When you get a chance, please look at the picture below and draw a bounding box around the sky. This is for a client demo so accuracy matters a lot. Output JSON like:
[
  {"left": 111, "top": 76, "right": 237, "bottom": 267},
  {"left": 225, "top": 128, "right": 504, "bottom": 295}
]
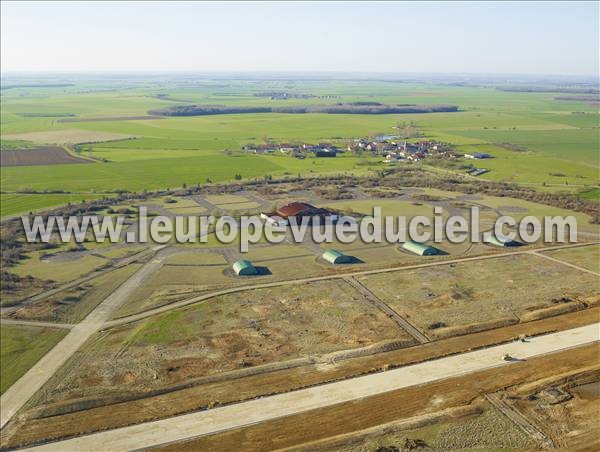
[{"left": 1, "top": 1, "right": 598, "bottom": 76}]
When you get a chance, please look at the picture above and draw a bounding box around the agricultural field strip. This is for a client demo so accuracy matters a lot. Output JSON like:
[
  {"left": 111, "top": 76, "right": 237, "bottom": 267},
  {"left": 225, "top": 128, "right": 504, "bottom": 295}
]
[
  {"left": 1, "top": 241, "right": 596, "bottom": 428},
  {"left": 105, "top": 241, "right": 599, "bottom": 327},
  {"left": 0, "top": 246, "right": 167, "bottom": 429},
  {"left": 531, "top": 251, "right": 600, "bottom": 276},
  {"left": 25, "top": 323, "right": 600, "bottom": 451},
  {"left": 0, "top": 319, "right": 73, "bottom": 330}
]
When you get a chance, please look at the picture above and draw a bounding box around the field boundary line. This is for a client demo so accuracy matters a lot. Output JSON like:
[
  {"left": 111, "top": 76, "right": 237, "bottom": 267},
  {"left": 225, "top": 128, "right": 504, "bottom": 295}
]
[
  {"left": 344, "top": 276, "right": 430, "bottom": 343},
  {"left": 528, "top": 250, "right": 600, "bottom": 276},
  {"left": 484, "top": 393, "right": 555, "bottom": 448}
]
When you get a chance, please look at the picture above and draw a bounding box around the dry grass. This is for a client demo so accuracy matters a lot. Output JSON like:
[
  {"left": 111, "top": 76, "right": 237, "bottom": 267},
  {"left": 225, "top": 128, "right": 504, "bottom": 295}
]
[
  {"left": 542, "top": 244, "right": 600, "bottom": 273},
  {"left": 358, "top": 253, "right": 599, "bottom": 334},
  {"left": 2, "top": 129, "right": 135, "bottom": 144},
  {"left": 30, "top": 279, "right": 407, "bottom": 407}
]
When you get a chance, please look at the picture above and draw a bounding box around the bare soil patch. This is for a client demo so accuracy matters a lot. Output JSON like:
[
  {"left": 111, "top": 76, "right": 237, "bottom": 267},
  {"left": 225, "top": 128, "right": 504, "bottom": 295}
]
[
  {"left": 2, "top": 129, "right": 135, "bottom": 145},
  {"left": 0, "top": 147, "right": 91, "bottom": 167},
  {"left": 28, "top": 280, "right": 407, "bottom": 409},
  {"left": 358, "top": 254, "right": 599, "bottom": 336}
]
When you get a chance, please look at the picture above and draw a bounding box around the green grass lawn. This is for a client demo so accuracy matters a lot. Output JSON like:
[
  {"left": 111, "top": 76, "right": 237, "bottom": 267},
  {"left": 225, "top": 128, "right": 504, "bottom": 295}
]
[
  {"left": 0, "top": 193, "right": 110, "bottom": 218},
  {"left": 0, "top": 325, "right": 67, "bottom": 394},
  {"left": 12, "top": 251, "right": 108, "bottom": 283}
]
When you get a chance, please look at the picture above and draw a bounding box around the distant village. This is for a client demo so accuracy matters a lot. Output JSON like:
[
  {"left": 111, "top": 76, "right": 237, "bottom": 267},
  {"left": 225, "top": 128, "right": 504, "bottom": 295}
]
[{"left": 242, "top": 135, "right": 493, "bottom": 175}]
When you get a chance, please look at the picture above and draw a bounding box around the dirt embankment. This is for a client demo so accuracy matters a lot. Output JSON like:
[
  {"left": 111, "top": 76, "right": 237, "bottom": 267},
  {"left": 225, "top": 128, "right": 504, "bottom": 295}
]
[{"left": 0, "top": 147, "right": 91, "bottom": 167}]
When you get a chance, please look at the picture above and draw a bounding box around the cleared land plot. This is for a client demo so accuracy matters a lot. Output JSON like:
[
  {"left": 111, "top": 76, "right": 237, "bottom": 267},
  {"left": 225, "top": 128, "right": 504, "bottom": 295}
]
[
  {"left": 0, "top": 325, "right": 67, "bottom": 394},
  {"left": 10, "top": 264, "right": 143, "bottom": 323},
  {"left": 33, "top": 280, "right": 409, "bottom": 405},
  {"left": 163, "top": 251, "right": 227, "bottom": 266},
  {"left": 243, "top": 243, "right": 313, "bottom": 261},
  {"left": 542, "top": 244, "right": 600, "bottom": 273},
  {"left": 151, "top": 197, "right": 200, "bottom": 208},
  {"left": 111, "top": 263, "right": 231, "bottom": 317},
  {"left": 214, "top": 201, "right": 260, "bottom": 212},
  {"left": 165, "top": 205, "right": 208, "bottom": 215},
  {"left": 11, "top": 251, "right": 109, "bottom": 284},
  {"left": 93, "top": 245, "right": 146, "bottom": 260},
  {"left": 0, "top": 147, "right": 91, "bottom": 166},
  {"left": 205, "top": 194, "right": 250, "bottom": 205},
  {"left": 325, "top": 199, "right": 444, "bottom": 219},
  {"left": 2, "top": 129, "right": 135, "bottom": 145},
  {"left": 358, "top": 253, "right": 599, "bottom": 338}
]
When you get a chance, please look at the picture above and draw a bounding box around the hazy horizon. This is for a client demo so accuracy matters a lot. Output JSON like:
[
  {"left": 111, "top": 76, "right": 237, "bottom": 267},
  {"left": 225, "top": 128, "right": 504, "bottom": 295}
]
[{"left": 1, "top": 1, "right": 599, "bottom": 77}]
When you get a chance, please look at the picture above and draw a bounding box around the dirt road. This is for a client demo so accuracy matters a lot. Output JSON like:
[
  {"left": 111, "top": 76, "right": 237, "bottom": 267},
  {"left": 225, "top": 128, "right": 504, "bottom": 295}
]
[
  {"left": 0, "top": 247, "right": 167, "bottom": 429},
  {"left": 27, "top": 323, "right": 599, "bottom": 451}
]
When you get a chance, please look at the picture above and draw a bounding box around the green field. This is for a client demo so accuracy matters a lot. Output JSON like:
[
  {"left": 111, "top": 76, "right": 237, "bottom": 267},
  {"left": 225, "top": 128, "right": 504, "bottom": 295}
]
[
  {"left": 0, "top": 325, "right": 67, "bottom": 394},
  {"left": 0, "top": 193, "right": 110, "bottom": 218},
  {"left": 1, "top": 78, "right": 598, "bottom": 216}
]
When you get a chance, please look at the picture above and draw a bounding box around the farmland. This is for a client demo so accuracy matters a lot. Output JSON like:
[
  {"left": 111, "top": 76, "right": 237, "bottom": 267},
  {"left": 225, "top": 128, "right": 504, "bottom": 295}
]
[
  {"left": 0, "top": 325, "right": 67, "bottom": 394},
  {"left": 2, "top": 0, "right": 600, "bottom": 447},
  {"left": 0, "top": 193, "right": 109, "bottom": 218},
  {"left": 1, "top": 77, "right": 598, "bottom": 217},
  {"left": 0, "top": 146, "right": 91, "bottom": 167}
]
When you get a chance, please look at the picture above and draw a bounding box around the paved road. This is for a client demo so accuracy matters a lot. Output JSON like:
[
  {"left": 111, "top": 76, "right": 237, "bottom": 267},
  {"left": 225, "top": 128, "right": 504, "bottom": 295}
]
[
  {"left": 27, "top": 323, "right": 600, "bottom": 451},
  {"left": 0, "top": 246, "right": 167, "bottom": 430}
]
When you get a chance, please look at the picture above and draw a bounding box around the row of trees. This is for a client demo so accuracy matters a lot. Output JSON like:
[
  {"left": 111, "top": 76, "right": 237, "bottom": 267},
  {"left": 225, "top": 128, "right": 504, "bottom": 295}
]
[{"left": 150, "top": 104, "right": 459, "bottom": 117}]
